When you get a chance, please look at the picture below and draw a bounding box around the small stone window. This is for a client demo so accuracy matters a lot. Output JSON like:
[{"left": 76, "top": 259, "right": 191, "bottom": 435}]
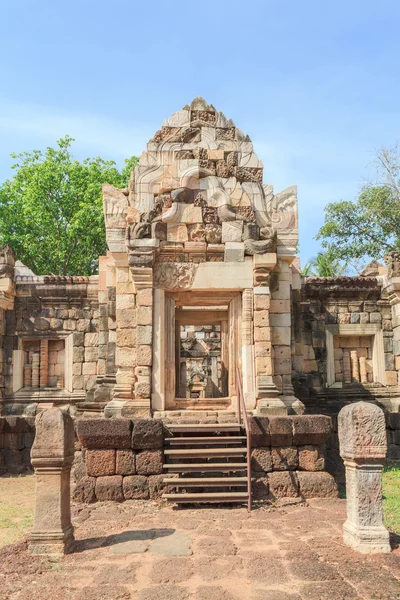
[
  {"left": 333, "top": 335, "right": 373, "bottom": 384},
  {"left": 22, "top": 339, "right": 65, "bottom": 389}
]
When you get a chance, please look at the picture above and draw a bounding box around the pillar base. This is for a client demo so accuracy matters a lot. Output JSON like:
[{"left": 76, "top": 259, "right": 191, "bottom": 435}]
[
  {"left": 256, "top": 398, "right": 288, "bottom": 416},
  {"left": 29, "top": 526, "right": 74, "bottom": 556},
  {"left": 121, "top": 400, "right": 151, "bottom": 418},
  {"left": 343, "top": 520, "right": 391, "bottom": 554},
  {"left": 280, "top": 395, "right": 305, "bottom": 415}
]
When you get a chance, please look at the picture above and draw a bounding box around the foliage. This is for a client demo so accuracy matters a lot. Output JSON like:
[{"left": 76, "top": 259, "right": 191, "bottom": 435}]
[
  {"left": 0, "top": 136, "right": 138, "bottom": 275},
  {"left": 382, "top": 467, "right": 400, "bottom": 534},
  {"left": 301, "top": 251, "right": 347, "bottom": 277},
  {"left": 317, "top": 145, "right": 400, "bottom": 261}
]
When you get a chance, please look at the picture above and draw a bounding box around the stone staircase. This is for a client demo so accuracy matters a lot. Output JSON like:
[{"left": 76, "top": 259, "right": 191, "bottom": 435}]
[{"left": 162, "top": 422, "right": 250, "bottom": 506}]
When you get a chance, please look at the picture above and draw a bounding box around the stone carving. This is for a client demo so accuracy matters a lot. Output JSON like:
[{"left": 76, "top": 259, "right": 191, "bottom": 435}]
[
  {"left": 384, "top": 251, "right": 400, "bottom": 279},
  {"left": 338, "top": 402, "right": 391, "bottom": 554},
  {"left": 254, "top": 268, "right": 270, "bottom": 287},
  {"left": 217, "top": 204, "right": 236, "bottom": 222},
  {"left": 205, "top": 224, "right": 222, "bottom": 244},
  {"left": 154, "top": 262, "right": 197, "bottom": 290},
  {"left": 125, "top": 222, "right": 151, "bottom": 245},
  {"left": 0, "top": 243, "right": 15, "bottom": 278},
  {"left": 29, "top": 407, "right": 75, "bottom": 556}
]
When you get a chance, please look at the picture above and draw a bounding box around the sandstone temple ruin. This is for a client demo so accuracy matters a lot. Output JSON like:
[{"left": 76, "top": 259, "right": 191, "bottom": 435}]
[{"left": 1, "top": 98, "right": 400, "bottom": 492}]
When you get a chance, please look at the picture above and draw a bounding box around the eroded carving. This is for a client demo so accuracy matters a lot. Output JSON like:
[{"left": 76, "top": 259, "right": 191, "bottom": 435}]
[{"left": 153, "top": 263, "right": 197, "bottom": 290}]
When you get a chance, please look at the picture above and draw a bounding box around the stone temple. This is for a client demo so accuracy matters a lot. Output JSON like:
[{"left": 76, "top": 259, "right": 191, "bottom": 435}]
[{"left": 1, "top": 97, "right": 400, "bottom": 447}]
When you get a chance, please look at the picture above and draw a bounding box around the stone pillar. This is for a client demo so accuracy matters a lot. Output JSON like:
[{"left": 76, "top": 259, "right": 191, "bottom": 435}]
[
  {"left": 241, "top": 288, "right": 256, "bottom": 408},
  {"left": 40, "top": 339, "right": 49, "bottom": 388},
  {"left": 359, "top": 357, "right": 368, "bottom": 384},
  {"left": 270, "top": 254, "right": 304, "bottom": 414},
  {"left": 29, "top": 407, "right": 75, "bottom": 556},
  {"left": 32, "top": 353, "right": 40, "bottom": 388},
  {"left": 338, "top": 401, "right": 391, "bottom": 554},
  {"left": 253, "top": 254, "right": 286, "bottom": 415},
  {"left": 343, "top": 350, "right": 351, "bottom": 384},
  {"left": 0, "top": 244, "right": 16, "bottom": 413},
  {"left": 384, "top": 251, "right": 400, "bottom": 406},
  {"left": 350, "top": 350, "right": 360, "bottom": 383}
]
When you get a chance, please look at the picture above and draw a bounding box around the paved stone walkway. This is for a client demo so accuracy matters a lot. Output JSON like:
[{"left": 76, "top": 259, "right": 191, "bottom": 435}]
[{"left": 1, "top": 499, "right": 399, "bottom": 600}]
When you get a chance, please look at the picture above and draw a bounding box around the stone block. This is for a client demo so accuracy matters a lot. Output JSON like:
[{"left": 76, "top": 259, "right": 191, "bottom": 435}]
[
  {"left": 73, "top": 476, "right": 96, "bottom": 503},
  {"left": 73, "top": 346, "right": 84, "bottom": 362},
  {"left": 251, "top": 448, "right": 272, "bottom": 473},
  {"left": 270, "top": 314, "right": 291, "bottom": 327},
  {"left": 254, "top": 295, "right": 270, "bottom": 311},
  {"left": 134, "top": 381, "right": 151, "bottom": 398},
  {"left": 254, "top": 311, "right": 270, "bottom": 328},
  {"left": 95, "top": 475, "right": 124, "bottom": 502},
  {"left": 137, "top": 306, "right": 152, "bottom": 326},
  {"left": 116, "top": 309, "right": 137, "bottom": 329},
  {"left": 73, "top": 332, "right": 85, "bottom": 346},
  {"left": 86, "top": 449, "right": 116, "bottom": 477},
  {"left": 137, "top": 288, "right": 153, "bottom": 307},
  {"left": 385, "top": 353, "right": 395, "bottom": 371},
  {"left": 116, "top": 294, "right": 136, "bottom": 310},
  {"left": 255, "top": 356, "right": 273, "bottom": 375},
  {"left": 271, "top": 327, "right": 291, "bottom": 346},
  {"left": 370, "top": 312, "right": 382, "bottom": 323},
  {"left": 298, "top": 445, "right": 325, "bottom": 471},
  {"left": 224, "top": 242, "right": 244, "bottom": 262},
  {"left": 388, "top": 412, "right": 400, "bottom": 430},
  {"left": 167, "top": 223, "right": 188, "bottom": 242},
  {"left": 271, "top": 447, "right": 298, "bottom": 471},
  {"left": 116, "top": 449, "right": 136, "bottom": 475},
  {"left": 292, "top": 415, "right": 331, "bottom": 445},
  {"left": 249, "top": 417, "right": 271, "bottom": 447},
  {"left": 274, "top": 358, "right": 291, "bottom": 375},
  {"left": 137, "top": 345, "right": 152, "bottom": 366},
  {"left": 76, "top": 419, "right": 132, "bottom": 449},
  {"left": 270, "top": 299, "right": 290, "bottom": 313},
  {"left": 188, "top": 223, "right": 206, "bottom": 241},
  {"left": 116, "top": 347, "right": 136, "bottom": 368},
  {"left": 148, "top": 474, "right": 166, "bottom": 499},
  {"left": 132, "top": 419, "right": 164, "bottom": 449},
  {"left": 84, "top": 333, "right": 99, "bottom": 347},
  {"left": 297, "top": 472, "right": 338, "bottom": 498},
  {"left": 255, "top": 342, "right": 272, "bottom": 357},
  {"left": 180, "top": 205, "right": 202, "bottom": 223},
  {"left": 137, "top": 325, "right": 152, "bottom": 345},
  {"left": 386, "top": 371, "right": 398, "bottom": 386},
  {"left": 82, "top": 362, "right": 97, "bottom": 375},
  {"left": 84, "top": 347, "right": 98, "bottom": 362},
  {"left": 116, "top": 329, "right": 136, "bottom": 347},
  {"left": 268, "top": 471, "right": 299, "bottom": 498},
  {"left": 221, "top": 221, "right": 242, "bottom": 242},
  {"left": 269, "top": 417, "right": 293, "bottom": 446},
  {"left": 254, "top": 327, "right": 271, "bottom": 342},
  {"left": 123, "top": 475, "right": 149, "bottom": 499},
  {"left": 136, "top": 450, "right": 163, "bottom": 475}
]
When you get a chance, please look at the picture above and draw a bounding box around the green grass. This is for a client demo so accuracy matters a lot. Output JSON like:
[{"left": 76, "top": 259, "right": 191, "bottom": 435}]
[
  {"left": 0, "top": 475, "right": 35, "bottom": 548},
  {"left": 382, "top": 467, "right": 400, "bottom": 535}
]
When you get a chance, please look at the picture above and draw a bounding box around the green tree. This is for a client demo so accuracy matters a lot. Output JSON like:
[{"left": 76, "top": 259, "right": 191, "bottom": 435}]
[
  {"left": 317, "top": 145, "right": 400, "bottom": 261},
  {"left": 0, "top": 136, "right": 138, "bottom": 276},
  {"left": 302, "top": 251, "right": 347, "bottom": 277}
]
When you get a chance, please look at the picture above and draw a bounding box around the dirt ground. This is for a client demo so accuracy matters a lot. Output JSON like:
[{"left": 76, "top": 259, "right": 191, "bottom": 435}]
[{"left": 0, "top": 480, "right": 399, "bottom": 600}]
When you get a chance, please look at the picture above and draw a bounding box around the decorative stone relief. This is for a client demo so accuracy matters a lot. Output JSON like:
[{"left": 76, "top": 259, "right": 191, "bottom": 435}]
[{"left": 153, "top": 263, "right": 198, "bottom": 290}]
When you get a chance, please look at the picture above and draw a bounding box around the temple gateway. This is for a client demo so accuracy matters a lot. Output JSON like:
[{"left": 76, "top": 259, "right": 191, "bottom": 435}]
[{"left": 1, "top": 97, "right": 400, "bottom": 423}]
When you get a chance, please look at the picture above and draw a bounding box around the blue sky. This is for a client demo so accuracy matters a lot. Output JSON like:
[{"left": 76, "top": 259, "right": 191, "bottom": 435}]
[{"left": 1, "top": 0, "right": 399, "bottom": 265}]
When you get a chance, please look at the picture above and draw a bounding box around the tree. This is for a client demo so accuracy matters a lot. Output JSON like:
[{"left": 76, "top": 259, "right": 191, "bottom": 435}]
[
  {"left": 302, "top": 251, "right": 347, "bottom": 277},
  {"left": 0, "top": 136, "right": 138, "bottom": 276},
  {"left": 317, "top": 144, "right": 400, "bottom": 261}
]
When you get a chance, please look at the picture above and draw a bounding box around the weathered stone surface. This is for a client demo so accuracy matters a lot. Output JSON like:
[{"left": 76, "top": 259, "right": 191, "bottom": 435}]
[
  {"left": 136, "top": 450, "right": 163, "bottom": 475},
  {"left": 251, "top": 448, "right": 273, "bottom": 473},
  {"left": 297, "top": 472, "right": 338, "bottom": 498},
  {"left": 73, "top": 475, "right": 96, "bottom": 504},
  {"left": 86, "top": 449, "right": 116, "bottom": 477},
  {"left": 132, "top": 419, "right": 164, "bottom": 449},
  {"left": 269, "top": 417, "right": 292, "bottom": 446},
  {"left": 253, "top": 477, "right": 270, "bottom": 500},
  {"left": 148, "top": 474, "right": 166, "bottom": 499},
  {"left": 95, "top": 475, "right": 124, "bottom": 502},
  {"left": 271, "top": 447, "right": 298, "bottom": 471},
  {"left": 339, "top": 402, "right": 390, "bottom": 554},
  {"left": 123, "top": 475, "right": 149, "bottom": 499},
  {"left": 116, "top": 449, "right": 136, "bottom": 475},
  {"left": 76, "top": 419, "right": 132, "bottom": 449},
  {"left": 249, "top": 417, "right": 271, "bottom": 447},
  {"left": 268, "top": 471, "right": 299, "bottom": 498},
  {"left": 298, "top": 445, "right": 325, "bottom": 471},
  {"left": 292, "top": 416, "right": 331, "bottom": 446}
]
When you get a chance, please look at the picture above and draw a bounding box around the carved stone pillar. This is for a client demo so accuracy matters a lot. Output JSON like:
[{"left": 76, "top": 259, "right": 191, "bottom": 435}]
[
  {"left": 359, "top": 357, "right": 368, "bottom": 384},
  {"left": 350, "top": 350, "right": 360, "bottom": 382},
  {"left": 32, "top": 353, "right": 40, "bottom": 388},
  {"left": 343, "top": 350, "right": 351, "bottom": 384},
  {"left": 40, "top": 339, "right": 49, "bottom": 388},
  {"left": 270, "top": 254, "right": 304, "bottom": 414},
  {"left": 384, "top": 251, "right": 400, "bottom": 408},
  {"left": 0, "top": 244, "right": 16, "bottom": 413},
  {"left": 241, "top": 289, "right": 255, "bottom": 409},
  {"left": 338, "top": 402, "right": 391, "bottom": 554},
  {"left": 29, "top": 407, "right": 75, "bottom": 556}
]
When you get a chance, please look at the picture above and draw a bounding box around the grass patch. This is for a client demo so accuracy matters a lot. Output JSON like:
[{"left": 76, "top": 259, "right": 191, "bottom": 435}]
[
  {"left": 0, "top": 474, "right": 35, "bottom": 548},
  {"left": 382, "top": 467, "right": 400, "bottom": 535}
]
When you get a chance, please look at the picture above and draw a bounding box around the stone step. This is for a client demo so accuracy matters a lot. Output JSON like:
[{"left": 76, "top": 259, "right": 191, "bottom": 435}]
[
  {"left": 163, "top": 492, "right": 248, "bottom": 503},
  {"left": 163, "top": 477, "right": 248, "bottom": 487},
  {"left": 165, "top": 447, "right": 247, "bottom": 459},
  {"left": 163, "top": 463, "right": 247, "bottom": 473}
]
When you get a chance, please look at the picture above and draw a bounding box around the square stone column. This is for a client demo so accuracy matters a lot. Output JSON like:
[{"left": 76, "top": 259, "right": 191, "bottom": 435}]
[
  {"left": 29, "top": 407, "right": 75, "bottom": 556},
  {"left": 338, "top": 401, "right": 391, "bottom": 554}
]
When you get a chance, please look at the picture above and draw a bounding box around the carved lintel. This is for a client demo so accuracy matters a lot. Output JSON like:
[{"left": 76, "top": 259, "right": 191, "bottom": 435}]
[{"left": 153, "top": 262, "right": 197, "bottom": 290}]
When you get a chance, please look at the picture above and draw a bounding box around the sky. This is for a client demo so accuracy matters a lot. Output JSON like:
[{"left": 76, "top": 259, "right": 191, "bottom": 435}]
[{"left": 1, "top": 0, "right": 399, "bottom": 265}]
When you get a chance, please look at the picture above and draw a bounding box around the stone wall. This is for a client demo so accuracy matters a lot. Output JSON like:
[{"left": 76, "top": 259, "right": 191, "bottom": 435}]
[{"left": 0, "top": 416, "right": 35, "bottom": 474}]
